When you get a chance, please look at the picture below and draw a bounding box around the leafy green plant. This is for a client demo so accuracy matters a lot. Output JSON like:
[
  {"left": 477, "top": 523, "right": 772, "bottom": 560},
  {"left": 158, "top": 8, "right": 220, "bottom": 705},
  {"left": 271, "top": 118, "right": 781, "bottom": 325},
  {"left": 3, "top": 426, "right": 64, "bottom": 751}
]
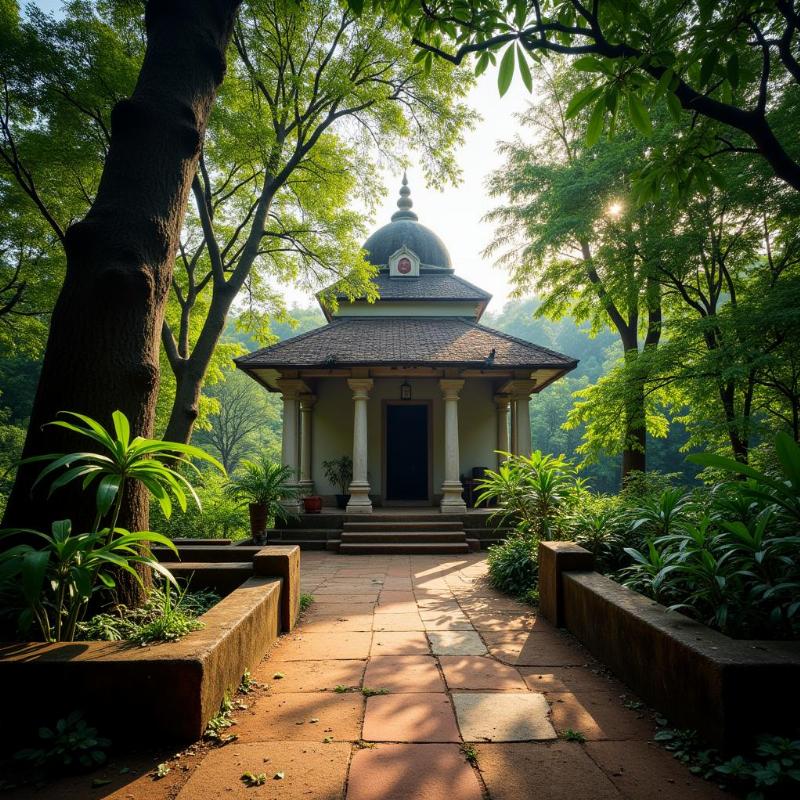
[
  {"left": 151, "top": 471, "right": 248, "bottom": 540},
  {"left": 300, "top": 592, "right": 314, "bottom": 612},
  {"left": 0, "top": 520, "right": 178, "bottom": 642},
  {"left": 461, "top": 744, "right": 478, "bottom": 764},
  {"left": 27, "top": 410, "right": 223, "bottom": 531},
  {"left": 322, "top": 456, "right": 352, "bottom": 495},
  {"left": 620, "top": 436, "right": 800, "bottom": 638},
  {"left": 14, "top": 711, "right": 110, "bottom": 771},
  {"left": 716, "top": 735, "right": 800, "bottom": 799},
  {"left": 477, "top": 451, "right": 580, "bottom": 539},
  {"left": 0, "top": 410, "right": 224, "bottom": 641},
  {"left": 361, "top": 687, "right": 390, "bottom": 697},
  {"left": 127, "top": 582, "right": 205, "bottom": 645},
  {"left": 690, "top": 432, "right": 800, "bottom": 525},
  {"left": 486, "top": 532, "right": 538, "bottom": 599},
  {"left": 205, "top": 693, "right": 234, "bottom": 740},
  {"left": 225, "top": 456, "right": 298, "bottom": 523},
  {"left": 76, "top": 583, "right": 219, "bottom": 643},
  {"left": 560, "top": 729, "right": 587, "bottom": 743},
  {"left": 241, "top": 772, "right": 267, "bottom": 787}
]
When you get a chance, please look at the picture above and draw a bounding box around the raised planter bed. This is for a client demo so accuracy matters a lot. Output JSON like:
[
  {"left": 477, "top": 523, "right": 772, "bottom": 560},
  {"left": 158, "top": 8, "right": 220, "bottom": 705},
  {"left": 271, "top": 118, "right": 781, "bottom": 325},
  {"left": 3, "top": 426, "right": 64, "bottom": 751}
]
[
  {"left": 0, "top": 545, "right": 300, "bottom": 744},
  {"left": 538, "top": 541, "right": 800, "bottom": 751}
]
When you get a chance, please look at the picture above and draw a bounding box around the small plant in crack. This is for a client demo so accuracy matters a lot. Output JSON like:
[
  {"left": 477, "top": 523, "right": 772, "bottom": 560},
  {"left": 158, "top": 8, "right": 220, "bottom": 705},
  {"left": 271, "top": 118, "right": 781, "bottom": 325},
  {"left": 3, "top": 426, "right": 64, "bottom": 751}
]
[
  {"left": 560, "top": 729, "right": 587, "bottom": 743},
  {"left": 361, "top": 687, "right": 390, "bottom": 697},
  {"left": 461, "top": 744, "right": 479, "bottom": 764}
]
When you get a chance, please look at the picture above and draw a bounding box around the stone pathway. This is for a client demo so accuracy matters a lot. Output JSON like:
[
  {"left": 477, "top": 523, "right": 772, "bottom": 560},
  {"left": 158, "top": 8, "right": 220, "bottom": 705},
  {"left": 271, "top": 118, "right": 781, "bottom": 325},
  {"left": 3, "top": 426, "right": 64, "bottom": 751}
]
[
  {"left": 178, "top": 552, "right": 732, "bottom": 800},
  {"left": 6, "top": 553, "right": 736, "bottom": 799}
]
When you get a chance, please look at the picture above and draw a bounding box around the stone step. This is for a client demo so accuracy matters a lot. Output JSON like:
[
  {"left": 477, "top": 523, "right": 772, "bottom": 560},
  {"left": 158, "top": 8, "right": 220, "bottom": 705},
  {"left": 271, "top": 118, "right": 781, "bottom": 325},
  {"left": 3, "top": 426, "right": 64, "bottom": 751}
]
[
  {"left": 340, "top": 530, "right": 466, "bottom": 543},
  {"left": 343, "top": 520, "right": 463, "bottom": 532},
  {"left": 154, "top": 545, "right": 262, "bottom": 563},
  {"left": 338, "top": 542, "right": 470, "bottom": 555}
]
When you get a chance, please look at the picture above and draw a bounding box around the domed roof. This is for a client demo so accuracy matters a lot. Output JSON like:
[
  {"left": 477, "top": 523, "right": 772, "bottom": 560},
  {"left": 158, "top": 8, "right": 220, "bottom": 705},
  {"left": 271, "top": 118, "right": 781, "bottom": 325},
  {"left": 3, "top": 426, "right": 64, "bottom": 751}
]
[{"left": 363, "top": 173, "right": 452, "bottom": 270}]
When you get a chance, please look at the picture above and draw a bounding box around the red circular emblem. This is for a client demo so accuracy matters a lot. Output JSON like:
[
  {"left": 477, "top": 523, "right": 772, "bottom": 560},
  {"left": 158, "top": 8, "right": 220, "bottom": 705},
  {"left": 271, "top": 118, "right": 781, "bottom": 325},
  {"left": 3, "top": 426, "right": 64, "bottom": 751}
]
[{"left": 397, "top": 257, "right": 412, "bottom": 274}]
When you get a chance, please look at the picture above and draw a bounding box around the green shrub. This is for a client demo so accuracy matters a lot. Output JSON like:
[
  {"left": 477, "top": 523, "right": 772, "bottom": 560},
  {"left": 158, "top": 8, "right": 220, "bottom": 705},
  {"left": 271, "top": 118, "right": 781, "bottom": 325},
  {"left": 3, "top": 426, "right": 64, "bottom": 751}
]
[
  {"left": 486, "top": 533, "right": 539, "bottom": 599},
  {"left": 620, "top": 434, "right": 800, "bottom": 639},
  {"left": 0, "top": 410, "right": 222, "bottom": 641},
  {"left": 477, "top": 451, "right": 581, "bottom": 539},
  {"left": 77, "top": 583, "right": 220, "bottom": 644},
  {"left": 14, "top": 711, "right": 110, "bottom": 771},
  {"left": 151, "top": 471, "right": 248, "bottom": 540},
  {"left": 225, "top": 456, "right": 298, "bottom": 526}
]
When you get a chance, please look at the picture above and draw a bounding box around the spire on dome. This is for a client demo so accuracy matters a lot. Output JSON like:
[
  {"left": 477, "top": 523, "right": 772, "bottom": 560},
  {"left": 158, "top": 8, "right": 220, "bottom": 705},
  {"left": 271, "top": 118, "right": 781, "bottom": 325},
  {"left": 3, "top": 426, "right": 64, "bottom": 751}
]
[{"left": 391, "top": 170, "right": 419, "bottom": 221}]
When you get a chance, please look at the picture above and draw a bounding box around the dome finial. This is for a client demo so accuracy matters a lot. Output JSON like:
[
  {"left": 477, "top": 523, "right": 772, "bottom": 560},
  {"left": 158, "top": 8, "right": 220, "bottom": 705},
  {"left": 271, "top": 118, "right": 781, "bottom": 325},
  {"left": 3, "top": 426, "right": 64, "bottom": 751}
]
[{"left": 392, "top": 170, "right": 418, "bottom": 221}]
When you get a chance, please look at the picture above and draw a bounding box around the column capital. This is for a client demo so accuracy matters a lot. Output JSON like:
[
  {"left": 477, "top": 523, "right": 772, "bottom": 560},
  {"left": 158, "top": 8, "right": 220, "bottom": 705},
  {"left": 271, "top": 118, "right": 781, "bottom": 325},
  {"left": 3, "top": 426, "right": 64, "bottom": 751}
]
[
  {"left": 439, "top": 378, "right": 465, "bottom": 400},
  {"left": 505, "top": 379, "right": 537, "bottom": 399},
  {"left": 347, "top": 378, "right": 373, "bottom": 399},
  {"left": 299, "top": 393, "right": 317, "bottom": 411},
  {"left": 494, "top": 393, "right": 511, "bottom": 409},
  {"left": 276, "top": 378, "right": 310, "bottom": 399}
]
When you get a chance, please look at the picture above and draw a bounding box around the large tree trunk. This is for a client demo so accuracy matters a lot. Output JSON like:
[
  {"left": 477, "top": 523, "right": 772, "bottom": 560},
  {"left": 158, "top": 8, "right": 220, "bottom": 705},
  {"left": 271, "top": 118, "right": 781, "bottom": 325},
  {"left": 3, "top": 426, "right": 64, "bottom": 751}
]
[
  {"left": 3, "top": 1, "right": 241, "bottom": 602},
  {"left": 622, "top": 364, "right": 647, "bottom": 479}
]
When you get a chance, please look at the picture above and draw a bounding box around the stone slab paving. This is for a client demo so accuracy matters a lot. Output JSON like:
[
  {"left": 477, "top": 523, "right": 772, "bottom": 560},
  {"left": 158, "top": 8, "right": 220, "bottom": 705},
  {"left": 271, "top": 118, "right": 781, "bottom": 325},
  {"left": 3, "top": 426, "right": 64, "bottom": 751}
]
[
  {"left": 428, "top": 629, "right": 488, "bottom": 655},
  {"left": 453, "top": 692, "right": 558, "bottom": 741},
  {"left": 13, "top": 551, "right": 738, "bottom": 800}
]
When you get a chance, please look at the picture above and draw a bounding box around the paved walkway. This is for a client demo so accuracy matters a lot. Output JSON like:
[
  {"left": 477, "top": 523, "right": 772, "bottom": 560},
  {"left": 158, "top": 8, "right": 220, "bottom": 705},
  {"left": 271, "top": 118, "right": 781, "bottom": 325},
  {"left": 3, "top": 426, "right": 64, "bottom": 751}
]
[
  {"left": 8, "top": 553, "right": 734, "bottom": 799},
  {"left": 179, "top": 552, "right": 731, "bottom": 800}
]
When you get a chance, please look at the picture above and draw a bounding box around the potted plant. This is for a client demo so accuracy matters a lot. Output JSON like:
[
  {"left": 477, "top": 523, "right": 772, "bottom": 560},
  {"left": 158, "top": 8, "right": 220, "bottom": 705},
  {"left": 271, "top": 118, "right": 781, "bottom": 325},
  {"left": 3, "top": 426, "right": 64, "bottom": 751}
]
[
  {"left": 322, "top": 456, "right": 353, "bottom": 510},
  {"left": 225, "top": 457, "right": 298, "bottom": 543},
  {"left": 302, "top": 493, "right": 323, "bottom": 514}
]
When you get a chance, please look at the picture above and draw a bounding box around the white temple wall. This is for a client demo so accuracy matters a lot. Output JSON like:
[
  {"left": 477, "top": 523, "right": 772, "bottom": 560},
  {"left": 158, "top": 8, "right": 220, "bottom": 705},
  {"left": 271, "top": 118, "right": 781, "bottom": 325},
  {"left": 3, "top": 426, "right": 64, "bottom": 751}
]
[{"left": 309, "top": 376, "right": 497, "bottom": 504}]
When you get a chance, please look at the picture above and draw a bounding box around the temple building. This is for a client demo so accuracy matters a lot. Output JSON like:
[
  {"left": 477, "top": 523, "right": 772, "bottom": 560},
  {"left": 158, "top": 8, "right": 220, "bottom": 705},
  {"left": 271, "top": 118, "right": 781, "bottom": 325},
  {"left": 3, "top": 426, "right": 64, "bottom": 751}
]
[{"left": 236, "top": 176, "right": 577, "bottom": 515}]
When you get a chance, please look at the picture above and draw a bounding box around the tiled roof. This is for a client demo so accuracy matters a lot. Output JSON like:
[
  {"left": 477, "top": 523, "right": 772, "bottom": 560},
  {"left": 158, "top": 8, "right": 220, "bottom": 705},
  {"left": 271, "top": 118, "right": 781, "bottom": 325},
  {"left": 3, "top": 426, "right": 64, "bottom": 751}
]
[
  {"left": 236, "top": 317, "right": 577, "bottom": 370},
  {"left": 336, "top": 273, "right": 491, "bottom": 302}
]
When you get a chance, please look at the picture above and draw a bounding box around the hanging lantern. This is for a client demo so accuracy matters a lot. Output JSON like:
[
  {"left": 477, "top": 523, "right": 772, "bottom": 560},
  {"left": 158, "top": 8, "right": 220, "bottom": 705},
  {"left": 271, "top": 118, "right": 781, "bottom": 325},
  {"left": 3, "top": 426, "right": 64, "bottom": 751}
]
[{"left": 400, "top": 380, "right": 412, "bottom": 400}]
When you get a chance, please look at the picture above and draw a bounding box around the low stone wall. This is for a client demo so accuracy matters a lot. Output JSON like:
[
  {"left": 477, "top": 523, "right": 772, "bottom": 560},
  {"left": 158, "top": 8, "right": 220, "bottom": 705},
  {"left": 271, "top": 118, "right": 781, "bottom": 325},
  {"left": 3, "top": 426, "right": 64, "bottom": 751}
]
[
  {"left": 538, "top": 541, "right": 800, "bottom": 750},
  {"left": 0, "top": 545, "right": 300, "bottom": 744}
]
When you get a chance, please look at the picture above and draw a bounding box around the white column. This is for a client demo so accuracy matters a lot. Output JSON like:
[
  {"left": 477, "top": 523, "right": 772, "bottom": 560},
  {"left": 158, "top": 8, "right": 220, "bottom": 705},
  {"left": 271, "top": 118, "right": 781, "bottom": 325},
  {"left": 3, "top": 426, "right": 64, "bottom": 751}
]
[
  {"left": 276, "top": 379, "right": 303, "bottom": 513},
  {"left": 439, "top": 379, "right": 467, "bottom": 512},
  {"left": 495, "top": 394, "right": 511, "bottom": 467},
  {"left": 514, "top": 395, "right": 532, "bottom": 457},
  {"left": 299, "top": 394, "right": 316, "bottom": 493},
  {"left": 346, "top": 378, "right": 373, "bottom": 513},
  {"left": 509, "top": 380, "right": 536, "bottom": 459},
  {"left": 509, "top": 398, "right": 518, "bottom": 456}
]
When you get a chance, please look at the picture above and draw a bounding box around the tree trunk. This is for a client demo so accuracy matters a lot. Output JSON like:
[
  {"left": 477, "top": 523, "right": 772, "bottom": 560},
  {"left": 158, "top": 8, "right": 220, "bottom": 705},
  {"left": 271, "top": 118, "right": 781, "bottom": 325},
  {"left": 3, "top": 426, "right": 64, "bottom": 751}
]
[
  {"left": 621, "top": 345, "right": 647, "bottom": 482},
  {"left": 3, "top": 0, "right": 241, "bottom": 601},
  {"left": 163, "top": 283, "right": 236, "bottom": 444}
]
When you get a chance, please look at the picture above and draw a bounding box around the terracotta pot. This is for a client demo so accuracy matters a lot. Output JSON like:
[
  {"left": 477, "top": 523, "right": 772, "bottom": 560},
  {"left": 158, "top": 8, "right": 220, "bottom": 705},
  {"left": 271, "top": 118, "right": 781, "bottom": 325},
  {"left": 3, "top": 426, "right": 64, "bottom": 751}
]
[
  {"left": 303, "top": 495, "right": 322, "bottom": 514},
  {"left": 248, "top": 502, "right": 268, "bottom": 543},
  {"left": 335, "top": 494, "right": 350, "bottom": 510}
]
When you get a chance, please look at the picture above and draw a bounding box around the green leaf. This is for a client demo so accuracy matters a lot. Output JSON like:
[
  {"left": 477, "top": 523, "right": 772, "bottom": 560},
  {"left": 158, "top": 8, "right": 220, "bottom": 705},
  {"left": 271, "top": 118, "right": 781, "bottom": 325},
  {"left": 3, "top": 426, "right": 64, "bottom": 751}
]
[
  {"left": 498, "top": 44, "right": 515, "bottom": 97},
  {"left": 585, "top": 100, "right": 605, "bottom": 146},
  {"left": 573, "top": 56, "right": 606, "bottom": 73},
  {"left": 726, "top": 51, "right": 739, "bottom": 89},
  {"left": 652, "top": 68, "right": 673, "bottom": 102},
  {"left": 517, "top": 46, "right": 532, "bottom": 92},
  {"left": 665, "top": 91, "right": 682, "bottom": 122},
  {"left": 699, "top": 49, "right": 718, "bottom": 86},
  {"left": 21, "top": 550, "right": 49, "bottom": 605},
  {"left": 565, "top": 85, "right": 603, "bottom": 119},
  {"left": 627, "top": 92, "right": 652, "bottom": 135}
]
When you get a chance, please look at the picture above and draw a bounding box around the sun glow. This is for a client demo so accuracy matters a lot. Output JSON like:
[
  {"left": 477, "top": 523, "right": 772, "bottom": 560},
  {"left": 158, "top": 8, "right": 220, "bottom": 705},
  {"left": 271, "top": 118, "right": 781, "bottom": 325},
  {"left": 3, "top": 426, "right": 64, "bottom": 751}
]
[{"left": 607, "top": 201, "right": 624, "bottom": 218}]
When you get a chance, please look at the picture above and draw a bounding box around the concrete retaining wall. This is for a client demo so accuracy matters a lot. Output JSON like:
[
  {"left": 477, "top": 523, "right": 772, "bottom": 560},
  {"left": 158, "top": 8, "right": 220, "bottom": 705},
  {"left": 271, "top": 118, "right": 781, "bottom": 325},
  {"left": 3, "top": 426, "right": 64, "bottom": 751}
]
[{"left": 539, "top": 541, "right": 800, "bottom": 750}]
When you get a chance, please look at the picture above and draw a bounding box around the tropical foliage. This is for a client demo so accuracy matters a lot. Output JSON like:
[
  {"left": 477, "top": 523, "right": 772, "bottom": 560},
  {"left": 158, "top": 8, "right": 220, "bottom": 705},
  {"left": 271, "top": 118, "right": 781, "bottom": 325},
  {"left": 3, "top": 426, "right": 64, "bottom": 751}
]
[
  {"left": 225, "top": 456, "right": 298, "bottom": 525},
  {"left": 0, "top": 411, "right": 220, "bottom": 641}
]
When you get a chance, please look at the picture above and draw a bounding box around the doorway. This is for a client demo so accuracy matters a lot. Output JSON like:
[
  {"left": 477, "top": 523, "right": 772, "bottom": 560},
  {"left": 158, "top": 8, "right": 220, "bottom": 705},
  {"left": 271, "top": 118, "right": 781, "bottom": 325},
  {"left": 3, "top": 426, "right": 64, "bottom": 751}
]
[{"left": 385, "top": 403, "right": 430, "bottom": 503}]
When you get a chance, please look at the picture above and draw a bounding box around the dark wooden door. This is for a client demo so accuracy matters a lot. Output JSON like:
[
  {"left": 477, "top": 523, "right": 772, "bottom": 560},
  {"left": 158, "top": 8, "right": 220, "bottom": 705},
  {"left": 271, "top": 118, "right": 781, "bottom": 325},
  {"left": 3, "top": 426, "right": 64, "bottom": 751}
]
[{"left": 386, "top": 404, "right": 429, "bottom": 501}]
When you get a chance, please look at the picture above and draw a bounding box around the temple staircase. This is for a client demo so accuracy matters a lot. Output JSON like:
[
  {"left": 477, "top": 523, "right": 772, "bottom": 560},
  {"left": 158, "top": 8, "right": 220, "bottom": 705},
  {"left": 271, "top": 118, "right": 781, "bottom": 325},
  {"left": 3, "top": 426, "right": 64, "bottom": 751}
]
[{"left": 337, "top": 514, "right": 471, "bottom": 554}]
